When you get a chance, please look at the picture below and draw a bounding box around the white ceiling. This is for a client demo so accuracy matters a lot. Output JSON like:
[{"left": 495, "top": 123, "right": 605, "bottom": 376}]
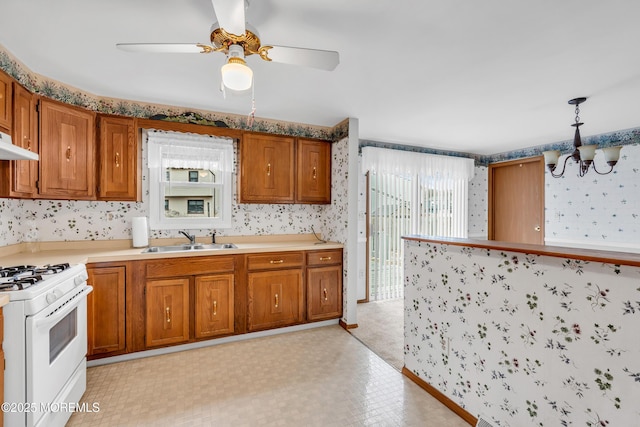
[{"left": 2, "top": 0, "right": 640, "bottom": 155}]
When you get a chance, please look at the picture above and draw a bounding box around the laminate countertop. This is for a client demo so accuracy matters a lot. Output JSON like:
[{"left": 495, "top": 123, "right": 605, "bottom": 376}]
[
  {"left": 403, "top": 235, "right": 640, "bottom": 267},
  {"left": 0, "top": 235, "right": 343, "bottom": 266}
]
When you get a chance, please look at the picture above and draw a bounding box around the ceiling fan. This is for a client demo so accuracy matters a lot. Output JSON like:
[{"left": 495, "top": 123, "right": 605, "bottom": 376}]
[{"left": 117, "top": 0, "right": 340, "bottom": 92}]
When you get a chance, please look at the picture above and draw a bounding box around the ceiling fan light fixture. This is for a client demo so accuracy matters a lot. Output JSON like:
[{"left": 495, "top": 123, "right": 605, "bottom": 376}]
[
  {"left": 221, "top": 44, "right": 253, "bottom": 92},
  {"left": 221, "top": 57, "right": 253, "bottom": 91}
]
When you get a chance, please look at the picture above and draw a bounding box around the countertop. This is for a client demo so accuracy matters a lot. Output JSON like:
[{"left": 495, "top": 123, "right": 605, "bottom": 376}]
[
  {"left": 0, "top": 234, "right": 343, "bottom": 266},
  {"left": 0, "top": 294, "right": 8, "bottom": 308},
  {"left": 403, "top": 235, "right": 640, "bottom": 267}
]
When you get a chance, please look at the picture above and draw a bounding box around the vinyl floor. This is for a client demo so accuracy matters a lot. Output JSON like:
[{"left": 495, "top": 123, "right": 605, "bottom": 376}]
[{"left": 67, "top": 325, "right": 468, "bottom": 426}]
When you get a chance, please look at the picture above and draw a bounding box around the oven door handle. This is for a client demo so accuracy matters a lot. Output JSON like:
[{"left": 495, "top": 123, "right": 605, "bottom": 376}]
[{"left": 34, "top": 286, "right": 92, "bottom": 329}]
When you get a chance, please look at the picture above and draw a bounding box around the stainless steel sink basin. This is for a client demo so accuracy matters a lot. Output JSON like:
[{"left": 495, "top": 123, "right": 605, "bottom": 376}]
[{"left": 142, "top": 243, "right": 237, "bottom": 253}]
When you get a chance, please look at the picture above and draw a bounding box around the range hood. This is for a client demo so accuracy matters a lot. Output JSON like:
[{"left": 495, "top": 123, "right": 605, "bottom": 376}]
[{"left": 0, "top": 131, "right": 39, "bottom": 160}]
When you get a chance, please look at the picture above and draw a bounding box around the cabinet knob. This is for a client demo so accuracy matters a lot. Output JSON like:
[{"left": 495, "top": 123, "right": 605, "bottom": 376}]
[
  {"left": 213, "top": 300, "right": 217, "bottom": 316},
  {"left": 534, "top": 225, "right": 541, "bottom": 232},
  {"left": 274, "top": 293, "right": 279, "bottom": 308}
]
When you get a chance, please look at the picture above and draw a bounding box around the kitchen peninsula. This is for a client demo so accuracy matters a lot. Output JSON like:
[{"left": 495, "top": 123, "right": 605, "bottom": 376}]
[{"left": 403, "top": 235, "right": 640, "bottom": 426}]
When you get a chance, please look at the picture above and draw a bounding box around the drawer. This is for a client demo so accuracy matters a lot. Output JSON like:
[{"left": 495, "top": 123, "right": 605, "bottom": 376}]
[
  {"left": 246, "top": 252, "right": 304, "bottom": 270},
  {"left": 307, "top": 249, "right": 342, "bottom": 266},
  {"left": 146, "top": 256, "right": 235, "bottom": 278}
]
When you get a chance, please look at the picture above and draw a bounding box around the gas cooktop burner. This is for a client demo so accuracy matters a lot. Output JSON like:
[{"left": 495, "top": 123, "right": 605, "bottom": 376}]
[{"left": 0, "top": 263, "right": 72, "bottom": 291}]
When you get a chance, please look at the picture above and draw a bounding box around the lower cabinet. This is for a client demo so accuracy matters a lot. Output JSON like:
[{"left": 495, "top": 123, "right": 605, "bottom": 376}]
[
  {"left": 97, "top": 249, "right": 342, "bottom": 358},
  {"left": 195, "top": 274, "right": 234, "bottom": 338},
  {"left": 247, "top": 269, "right": 303, "bottom": 331},
  {"left": 145, "top": 278, "right": 190, "bottom": 348},
  {"left": 307, "top": 250, "right": 343, "bottom": 321},
  {"left": 87, "top": 265, "right": 126, "bottom": 358}
]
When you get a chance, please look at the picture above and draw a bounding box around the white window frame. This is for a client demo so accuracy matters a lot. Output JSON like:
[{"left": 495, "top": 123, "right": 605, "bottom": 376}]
[{"left": 146, "top": 130, "right": 234, "bottom": 230}]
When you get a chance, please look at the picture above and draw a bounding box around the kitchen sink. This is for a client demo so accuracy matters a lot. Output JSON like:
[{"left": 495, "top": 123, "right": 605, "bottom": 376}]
[{"left": 142, "top": 243, "right": 237, "bottom": 253}]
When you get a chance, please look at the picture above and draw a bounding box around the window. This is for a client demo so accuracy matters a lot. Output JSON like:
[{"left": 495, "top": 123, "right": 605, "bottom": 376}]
[
  {"left": 362, "top": 147, "right": 475, "bottom": 300},
  {"left": 147, "top": 130, "right": 234, "bottom": 229},
  {"left": 187, "top": 199, "right": 204, "bottom": 214}
]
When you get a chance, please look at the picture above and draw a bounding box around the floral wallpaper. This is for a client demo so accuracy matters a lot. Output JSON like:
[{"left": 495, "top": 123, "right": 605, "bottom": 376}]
[
  {"left": 545, "top": 144, "right": 640, "bottom": 252},
  {"left": 0, "top": 134, "right": 348, "bottom": 244},
  {"left": 404, "top": 238, "right": 640, "bottom": 426}
]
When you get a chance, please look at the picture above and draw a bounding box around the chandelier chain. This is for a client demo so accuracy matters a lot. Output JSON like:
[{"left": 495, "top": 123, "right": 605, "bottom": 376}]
[{"left": 574, "top": 104, "right": 581, "bottom": 124}]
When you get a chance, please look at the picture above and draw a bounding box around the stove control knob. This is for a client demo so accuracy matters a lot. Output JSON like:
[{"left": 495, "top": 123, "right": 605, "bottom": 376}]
[
  {"left": 74, "top": 274, "right": 87, "bottom": 286},
  {"left": 46, "top": 291, "right": 58, "bottom": 304}
]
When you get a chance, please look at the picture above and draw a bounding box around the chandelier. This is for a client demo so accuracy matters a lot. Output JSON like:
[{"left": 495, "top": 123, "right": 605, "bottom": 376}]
[{"left": 542, "top": 97, "right": 622, "bottom": 178}]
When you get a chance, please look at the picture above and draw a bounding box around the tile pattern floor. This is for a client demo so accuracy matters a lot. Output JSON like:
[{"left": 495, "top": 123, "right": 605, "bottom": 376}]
[
  {"left": 68, "top": 326, "right": 467, "bottom": 426},
  {"left": 349, "top": 298, "right": 404, "bottom": 371}
]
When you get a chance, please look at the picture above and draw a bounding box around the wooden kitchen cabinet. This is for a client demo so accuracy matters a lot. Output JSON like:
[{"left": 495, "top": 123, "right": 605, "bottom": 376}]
[
  {"left": 39, "top": 98, "right": 96, "bottom": 200},
  {"left": 306, "top": 250, "right": 343, "bottom": 321},
  {"left": 247, "top": 252, "right": 304, "bottom": 331},
  {"left": 239, "top": 132, "right": 332, "bottom": 204},
  {"left": 296, "top": 138, "right": 331, "bottom": 203},
  {"left": 87, "top": 265, "right": 126, "bottom": 357},
  {"left": 145, "top": 278, "right": 190, "bottom": 347},
  {"left": 0, "top": 71, "right": 12, "bottom": 132},
  {"left": 0, "top": 83, "right": 38, "bottom": 197},
  {"left": 97, "top": 115, "right": 138, "bottom": 201},
  {"left": 239, "top": 132, "right": 295, "bottom": 203},
  {"left": 195, "top": 273, "right": 234, "bottom": 338}
]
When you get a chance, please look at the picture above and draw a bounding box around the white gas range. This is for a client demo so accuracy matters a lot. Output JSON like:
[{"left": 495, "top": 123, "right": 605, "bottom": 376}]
[{"left": 1, "top": 263, "right": 92, "bottom": 427}]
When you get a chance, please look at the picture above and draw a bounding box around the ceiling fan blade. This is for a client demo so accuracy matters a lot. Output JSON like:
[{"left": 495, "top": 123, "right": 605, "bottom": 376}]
[
  {"left": 211, "top": 0, "right": 246, "bottom": 37},
  {"left": 265, "top": 46, "right": 339, "bottom": 71},
  {"left": 116, "top": 43, "right": 214, "bottom": 53}
]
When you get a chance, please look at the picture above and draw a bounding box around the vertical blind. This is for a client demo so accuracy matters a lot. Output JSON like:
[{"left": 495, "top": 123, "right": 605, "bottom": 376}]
[{"left": 362, "top": 147, "right": 475, "bottom": 301}]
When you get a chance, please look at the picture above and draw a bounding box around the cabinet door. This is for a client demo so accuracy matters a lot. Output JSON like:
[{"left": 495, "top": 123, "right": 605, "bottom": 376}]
[
  {"left": 146, "top": 278, "right": 190, "bottom": 347},
  {"left": 296, "top": 138, "right": 331, "bottom": 203},
  {"left": 307, "top": 265, "right": 342, "bottom": 321},
  {"left": 13, "top": 85, "right": 38, "bottom": 194},
  {"left": 240, "top": 133, "right": 295, "bottom": 203},
  {"left": 98, "top": 115, "right": 137, "bottom": 200},
  {"left": 39, "top": 99, "right": 96, "bottom": 199},
  {"left": 1, "top": 84, "right": 38, "bottom": 197},
  {"left": 87, "top": 266, "right": 126, "bottom": 357},
  {"left": 0, "top": 71, "right": 12, "bottom": 132},
  {"left": 248, "top": 269, "right": 303, "bottom": 331},
  {"left": 195, "top": 274, "right": 234, "bottom": 338}
]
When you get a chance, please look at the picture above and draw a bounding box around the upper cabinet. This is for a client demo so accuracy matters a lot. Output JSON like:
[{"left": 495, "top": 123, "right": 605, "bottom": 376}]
[
  {"left": 0, "top": 83, "right": 38, "bottom": 197},
  {"left": 240, "top": 132, "right": 295, "bottom": 203},
  {"left": 239, "top": 132, "right": 332, "bottom": 204},
  {"left": 39, "top": 98, "right": 96, "bottom": 200},
  {"left": 0, "top": 71, "right": 13, "bottom": 132},
  {"left": 97, "top": 115, "right": 138, "bottom": 201},
  {"left": 296, "top": 138, "right": 331, "bottom": 204}
]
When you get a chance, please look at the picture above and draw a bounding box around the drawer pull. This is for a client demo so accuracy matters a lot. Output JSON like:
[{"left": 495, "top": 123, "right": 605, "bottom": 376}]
[
  {"left": 165, "top": 306, "right": 171, "bottom": 324},
  {"left": 323, "top": 288, "right": 328, "bottom": 301},
  {"left": 115, "top": 152, "right": 120, "bottom": 167},
  {"left": 66, "top": 146, "right": 72, "bottom": 161},
  {"left": 319, "top": 256, "right": 332, "bottom": 261},
  {"left": 312, "top": 166, "right": 317, "bottom": 179},
  {"left": 270, "top": 259, "right": 284, "bottom": 264},
  {"left": 267, "top": 163, "right": 271, "bottom": 176},
  {"left": 213, "top": 300, "right": 217, "bottom": 316},
  {"left": 274, "top": 293, "right": 279, "bottom": 308}
]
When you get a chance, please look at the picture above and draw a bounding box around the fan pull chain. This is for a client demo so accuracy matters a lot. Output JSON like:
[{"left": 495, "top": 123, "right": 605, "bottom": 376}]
[{"left": 247, "top": 81, "right": 256, "bottom": 127}]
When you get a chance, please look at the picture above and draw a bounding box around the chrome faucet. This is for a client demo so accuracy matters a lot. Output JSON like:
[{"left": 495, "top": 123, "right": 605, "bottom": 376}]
[{"left": 179, "top": 230, "right": 196, "bottom": 245}]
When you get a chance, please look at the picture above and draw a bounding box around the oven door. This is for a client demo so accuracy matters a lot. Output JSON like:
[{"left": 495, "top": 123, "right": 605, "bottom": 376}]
[{"left": 25, "top": 285, "right": 92, "bottom": 427}]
